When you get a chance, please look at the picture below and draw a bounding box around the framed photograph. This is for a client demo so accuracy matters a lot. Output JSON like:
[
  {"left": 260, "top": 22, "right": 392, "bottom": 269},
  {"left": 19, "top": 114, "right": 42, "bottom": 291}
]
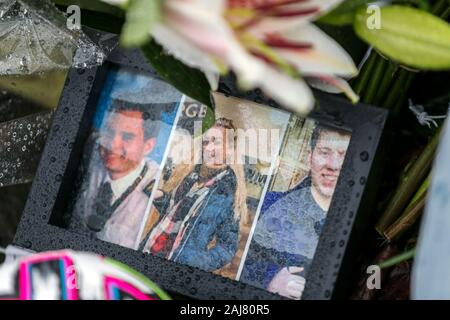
[
  {"left": 13, "top": 30, "right": 388, "bottom": 300},
  {"left": 63, "top": 62, "right": 183, "bottom": 250}
]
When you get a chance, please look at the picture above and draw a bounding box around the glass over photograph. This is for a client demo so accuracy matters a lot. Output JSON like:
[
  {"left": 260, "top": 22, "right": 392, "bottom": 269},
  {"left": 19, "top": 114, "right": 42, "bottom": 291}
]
[
  {"left": 239, "top": 116, "right": 351, "bottom": 300},
  {"left": 61, "top": 64, "right": 184, "bottom": 250},
  {"left": 139, "top": 93, "right": 290, "bottom": 280},
  {"left": 57, "top": 79, "right": 351, "bottom": 301}
]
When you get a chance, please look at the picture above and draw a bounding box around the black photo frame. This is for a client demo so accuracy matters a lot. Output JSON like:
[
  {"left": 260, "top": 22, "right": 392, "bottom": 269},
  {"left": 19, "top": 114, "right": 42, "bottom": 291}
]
[{"left": 13, "top": 30, "right": 389, "bottom": 300}]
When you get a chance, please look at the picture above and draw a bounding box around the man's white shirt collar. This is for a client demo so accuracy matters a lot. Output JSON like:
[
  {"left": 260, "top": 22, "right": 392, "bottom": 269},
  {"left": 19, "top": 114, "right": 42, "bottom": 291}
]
[{"left": 104, "top": 160, "right": 146, "bottom": 203}]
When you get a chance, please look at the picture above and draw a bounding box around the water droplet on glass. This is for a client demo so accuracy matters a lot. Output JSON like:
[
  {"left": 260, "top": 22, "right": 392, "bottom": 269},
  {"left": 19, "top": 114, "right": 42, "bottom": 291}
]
[
  {"left": 19, "top": 56, "right": 29, "bottom": 72},
  {"left": 360, "top": 151, "right": 369, "bottom": 162},
  {"left": 189, "top": 287, "right": 197, "bottom": 295}
]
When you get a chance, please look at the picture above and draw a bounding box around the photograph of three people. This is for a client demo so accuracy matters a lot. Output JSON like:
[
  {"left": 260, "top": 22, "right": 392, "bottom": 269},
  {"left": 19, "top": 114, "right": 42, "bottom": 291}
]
[{"left": 61, "top": 64, "right": 352, "bottom": 300}]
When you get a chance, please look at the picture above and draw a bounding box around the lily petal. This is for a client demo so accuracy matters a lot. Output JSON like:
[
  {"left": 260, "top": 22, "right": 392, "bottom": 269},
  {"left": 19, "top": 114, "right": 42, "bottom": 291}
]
[
  {"left": 152, "top": 24, "right": 222, "bottom": 89},
  {"left": 204, "top": 70, "right": 221, "bottom": 90},
  {"left": 307, "top": 74, "right": 359, "bottom": 103},
  {"left": 158, "top": 0, "right": 261, "bottom": 91},
  {"left": 164, "top": 0, "right": 232, "bottom": 58},
  {"left": 236, "top": 62, "right": 315, "bottom": 115},
  {"left": 237, "top": 0, "right": 344, "bottom": 34},
  {"left": 165, "top": 0, "right": 267, "bottom": 90},
  {"left": 192, "top": 0, "right": 226, "bottom": 13},
  {"left": 268, "top": 23, "right": 358, "bottom": 77}
]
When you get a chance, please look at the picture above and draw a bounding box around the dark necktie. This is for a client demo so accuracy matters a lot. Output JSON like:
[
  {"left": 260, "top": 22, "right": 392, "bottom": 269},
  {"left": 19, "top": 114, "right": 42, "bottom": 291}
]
[{"left": 87, "top": 181, "right": 113, "bottom": 232}]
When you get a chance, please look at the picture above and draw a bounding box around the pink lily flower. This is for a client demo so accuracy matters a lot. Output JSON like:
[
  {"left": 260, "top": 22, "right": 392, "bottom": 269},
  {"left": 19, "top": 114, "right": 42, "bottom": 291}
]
[{"left": 102, "top": 0, "right": 359, "bottom": 115}]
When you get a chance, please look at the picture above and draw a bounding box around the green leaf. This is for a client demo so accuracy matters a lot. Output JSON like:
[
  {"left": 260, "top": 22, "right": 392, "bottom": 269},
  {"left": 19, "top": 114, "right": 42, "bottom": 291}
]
[
  {"left": 354, "top": 5, "right": 450, "bottom": 70},
  {"left": 120, "top": 0, "right": 162, "bottom": 48}
]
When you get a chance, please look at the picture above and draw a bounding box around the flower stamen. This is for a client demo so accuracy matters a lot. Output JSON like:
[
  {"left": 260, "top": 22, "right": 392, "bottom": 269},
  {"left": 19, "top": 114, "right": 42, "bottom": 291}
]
[
  {"left": 269, "top": 7, "right": 320, "bottom": 17},
  {"left": 264, "top": 34, "right": 313, "bottom": 50},
  {"left": 228, "top": 0, "right": 309, "bottom": 11}
]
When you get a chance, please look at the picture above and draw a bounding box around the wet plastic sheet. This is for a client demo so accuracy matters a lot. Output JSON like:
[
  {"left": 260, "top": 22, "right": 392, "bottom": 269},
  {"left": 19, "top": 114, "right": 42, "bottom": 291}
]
[
  {"left": 0, "top": 0, "right": 107, "bottom": 75},
  {"left": 0, "top": 111, "right": 52, "bottom": 187}
]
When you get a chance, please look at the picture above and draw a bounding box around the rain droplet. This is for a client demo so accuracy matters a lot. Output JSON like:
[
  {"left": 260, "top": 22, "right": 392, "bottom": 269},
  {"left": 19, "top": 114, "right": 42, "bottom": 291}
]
[
  {"left": 189, "top": 287, "right": 197, "bottom": 295},
  {"left": 19, "top": 56, "right": 29, "bottom": 72},
  {"left": 360, "top": 151, "right": 369, "bottom": 162}
]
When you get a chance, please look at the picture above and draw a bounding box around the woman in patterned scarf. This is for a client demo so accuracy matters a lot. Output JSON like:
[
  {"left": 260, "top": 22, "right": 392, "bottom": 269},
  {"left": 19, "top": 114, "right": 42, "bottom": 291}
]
[{"left": 142, "top": 118, "right": 248, "bottom": 272}]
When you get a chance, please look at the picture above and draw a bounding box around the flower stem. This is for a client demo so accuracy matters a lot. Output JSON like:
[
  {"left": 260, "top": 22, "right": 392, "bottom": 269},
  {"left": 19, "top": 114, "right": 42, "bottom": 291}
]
[
  {"left": 431, "top": 0, "right": 448, "bottom": 15},
  {"left": 384, "top": 191, "right": 426, "bottom": 241},
  {"left": 441, "top": 5, "right": 450, "bottom": 19},
  {"left": 371, "top": 0, "right": 449, "bottom": 239},
  {"left": 375, "top": 128, "right": 441, "bottom": 235},
  {"left": 392, "top": 72, "right": 415, "bottom": 117},
  {"left": 352, "top": 50, "right": 377, "bottom": 96},
  {"left": 373, "top": 61, "right": 398, "bottom": 107},
  {"left": 363, "top": 54, "right": 387, "bottom": 104},
  {"left": 383, "top": 69, "right": 410, "bottom": 110},
  {"left": 378, "top": 248, "right": 415, "bottom": 269}
]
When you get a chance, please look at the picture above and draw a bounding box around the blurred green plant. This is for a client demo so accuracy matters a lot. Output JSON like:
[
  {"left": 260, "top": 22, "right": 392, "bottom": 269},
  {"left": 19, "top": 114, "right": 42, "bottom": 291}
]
[
  {"left": 322, "top": 0, "right": 450, "bottom": 71},
  {"left": 120, "top": 0, "right": 162, "bottom": 47},
  {"left": 354, "top": 5, "right": 450, "bottom": 70}
]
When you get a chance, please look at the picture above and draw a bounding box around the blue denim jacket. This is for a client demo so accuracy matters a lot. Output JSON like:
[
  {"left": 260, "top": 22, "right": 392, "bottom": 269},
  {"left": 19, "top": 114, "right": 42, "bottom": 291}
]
[{"left": 170, "top": 167, "right": 239, "bottom": 272}]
